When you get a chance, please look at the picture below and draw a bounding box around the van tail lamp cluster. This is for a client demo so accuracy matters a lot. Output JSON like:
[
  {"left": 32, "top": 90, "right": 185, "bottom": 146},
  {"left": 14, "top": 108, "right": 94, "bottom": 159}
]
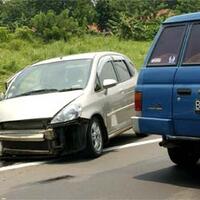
[{"left": 135, "top": 91, "right": 142, "bottom": 112}]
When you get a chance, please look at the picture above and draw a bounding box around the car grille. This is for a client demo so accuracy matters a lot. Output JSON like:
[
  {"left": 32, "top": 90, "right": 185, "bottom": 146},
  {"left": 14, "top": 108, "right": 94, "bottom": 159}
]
[
  {"left": 2, "top": 141, "right": 50, "bottom": 151},
  {"left": 0, "top": 119, "right": 51, "bottom": 130}
]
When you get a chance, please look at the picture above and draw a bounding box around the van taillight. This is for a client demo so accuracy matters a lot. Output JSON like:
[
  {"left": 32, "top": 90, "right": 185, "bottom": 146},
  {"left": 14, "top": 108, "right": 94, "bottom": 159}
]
[{"left": 135, "top": 91, "right": 142, "bottom": 111}]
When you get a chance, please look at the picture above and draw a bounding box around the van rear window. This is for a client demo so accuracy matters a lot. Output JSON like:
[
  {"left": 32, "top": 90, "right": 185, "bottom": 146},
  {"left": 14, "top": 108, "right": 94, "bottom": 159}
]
[
  {"left": 183, "top": 24, "right": 200, "bottom": 65},
  {"left": 148, "top": 25, "right": 186, "bottom": 66}
]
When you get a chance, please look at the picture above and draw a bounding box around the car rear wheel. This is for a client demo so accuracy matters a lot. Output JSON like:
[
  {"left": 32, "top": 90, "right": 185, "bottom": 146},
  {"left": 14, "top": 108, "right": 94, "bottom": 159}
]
[
  {"left": 85, "top": 117, "right": 103, "bottom": 158},
  {"left": 134, "top": 131, "right": 148, "bottom": 138},
  {"left": 167, "top": 147, "right": 199, "bottom": 167}
]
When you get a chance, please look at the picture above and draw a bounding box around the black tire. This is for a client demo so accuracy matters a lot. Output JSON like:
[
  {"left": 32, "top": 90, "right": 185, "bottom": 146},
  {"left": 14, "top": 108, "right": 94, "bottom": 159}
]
[
  {"left": 85, "top": 117, "right": 103, "bottom": 158},
  {"left": 167, "top": 147, "right": 199, "bottom": 167},
  {"left": 135, "top": 132, "right": 148, "bottom": 138}
]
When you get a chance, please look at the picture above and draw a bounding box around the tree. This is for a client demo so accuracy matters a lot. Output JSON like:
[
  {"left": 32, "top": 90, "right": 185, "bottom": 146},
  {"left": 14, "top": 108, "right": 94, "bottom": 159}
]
[
  {"left": 95, "top": 0, "right": 116, "bottom": 31},
  {"left": 31, "top": 10, "right": 83, "bottom": 42}
]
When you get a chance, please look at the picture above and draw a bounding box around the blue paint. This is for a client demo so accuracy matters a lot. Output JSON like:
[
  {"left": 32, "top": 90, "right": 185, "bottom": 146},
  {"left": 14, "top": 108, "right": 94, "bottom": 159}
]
[
  {"left": 164, "top": 12, "right": 200, "bottom": 24},
  {"left": 135, "top": 12, "right": 200, "bottom": 138}
]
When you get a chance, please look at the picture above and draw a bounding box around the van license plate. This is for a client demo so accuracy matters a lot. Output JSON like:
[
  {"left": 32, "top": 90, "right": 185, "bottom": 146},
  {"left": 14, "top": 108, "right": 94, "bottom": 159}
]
[{"left": 195, "top": 100, "right": 200, "bottom": 112}]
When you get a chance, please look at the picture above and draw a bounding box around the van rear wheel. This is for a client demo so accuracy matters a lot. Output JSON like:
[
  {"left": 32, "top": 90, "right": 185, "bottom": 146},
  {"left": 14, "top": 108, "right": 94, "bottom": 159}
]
[{"left": 167, "top": 147, "right": 199, "bottom": 167}]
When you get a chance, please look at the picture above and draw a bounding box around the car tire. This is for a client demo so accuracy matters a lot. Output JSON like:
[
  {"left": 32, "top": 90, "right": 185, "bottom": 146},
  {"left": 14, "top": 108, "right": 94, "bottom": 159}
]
[
  {"left": 85, "top": 117, "right": 103, "bottom": 158},
  {"left": 134, "top": 131, "right": 148, "bottom": 138},
  {"left": 167, "top": 147, "right": 199, "bottom": 167}
]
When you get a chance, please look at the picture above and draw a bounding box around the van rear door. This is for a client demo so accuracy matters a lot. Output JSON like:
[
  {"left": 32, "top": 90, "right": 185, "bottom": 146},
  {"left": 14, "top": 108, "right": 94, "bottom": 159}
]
[
  {"left": 173, "top": 23, "right": 200, "bottom": 137},
  {"left": 138, "top": 25, "right": 187, "bottom": 135}
]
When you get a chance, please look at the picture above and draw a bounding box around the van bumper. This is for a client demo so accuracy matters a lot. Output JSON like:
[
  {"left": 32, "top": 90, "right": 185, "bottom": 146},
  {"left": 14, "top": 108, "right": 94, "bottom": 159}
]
[
  {"left": 160, "top": 135, "right": 200, "bottom": 149},
  {"left": 132, "top": 116, "right": 173, "bottom": 135}
]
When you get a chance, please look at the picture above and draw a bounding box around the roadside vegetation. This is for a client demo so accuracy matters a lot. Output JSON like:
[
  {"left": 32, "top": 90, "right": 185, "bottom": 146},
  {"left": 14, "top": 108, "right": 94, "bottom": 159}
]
[
  {"left": 0, "top": 0, "right": 200, "bottom": 90},
  {"left": 0, "top": 36, "right": 150, "bottom": 90}
]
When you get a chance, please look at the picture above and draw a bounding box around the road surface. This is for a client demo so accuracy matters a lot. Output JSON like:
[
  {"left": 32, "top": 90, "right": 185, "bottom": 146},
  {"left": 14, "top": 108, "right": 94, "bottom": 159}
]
[{"left": 0, "top": 130, "right": 200, "bottom": 199}]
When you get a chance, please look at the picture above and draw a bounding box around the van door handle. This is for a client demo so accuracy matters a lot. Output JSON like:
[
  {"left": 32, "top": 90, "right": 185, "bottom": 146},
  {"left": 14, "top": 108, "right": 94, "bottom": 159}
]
[{"left": 177, "top": 88, "right": 191, "bottom": 96}]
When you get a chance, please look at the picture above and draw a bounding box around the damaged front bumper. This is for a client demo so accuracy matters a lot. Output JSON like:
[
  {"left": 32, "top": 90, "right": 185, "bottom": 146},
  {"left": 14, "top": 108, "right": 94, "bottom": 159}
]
[{"left": 0, "top": 118, "right": 89, "bottom": 158}]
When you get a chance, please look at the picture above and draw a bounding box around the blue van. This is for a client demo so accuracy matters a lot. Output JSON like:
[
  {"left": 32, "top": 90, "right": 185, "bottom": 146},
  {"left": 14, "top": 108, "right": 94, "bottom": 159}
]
[{"left": 132, "top": 12, "right": 200, "bottom": 166}]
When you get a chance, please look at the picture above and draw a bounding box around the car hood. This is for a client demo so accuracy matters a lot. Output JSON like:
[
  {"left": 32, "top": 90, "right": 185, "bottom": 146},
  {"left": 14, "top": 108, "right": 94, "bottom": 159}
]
[{"left": 0, "top": 91, "right": 83, "bottom": 123}]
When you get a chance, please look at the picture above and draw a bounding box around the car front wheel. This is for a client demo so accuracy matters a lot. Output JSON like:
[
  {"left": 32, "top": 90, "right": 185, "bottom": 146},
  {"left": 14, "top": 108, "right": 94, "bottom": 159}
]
[{"left": 85, "top": 117, "right": 103, "bottom": 158}]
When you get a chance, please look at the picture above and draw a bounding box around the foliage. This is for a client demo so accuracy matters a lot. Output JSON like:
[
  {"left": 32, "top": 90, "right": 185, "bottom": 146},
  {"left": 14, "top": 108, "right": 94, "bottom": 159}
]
[
  {"left": 0, "top": 0, "right": 96, "bottom": 29},
  {"left": 31, "top": 10, "right": 83, "bottom": 42},
  {"left": 174, "top": 0, "right": 200, "bottom": 14},
  {"left": 0, "top": 27, "right": 9, "bottom": 42},
  {"left": 0, "top": 0, "right": 200, "bottom": 41},
  {"left": 15, "top": 26, "right": 34, "bottom": 41},
  {"left": 0, "top": 35, "right": 150, "bottom": 90}
]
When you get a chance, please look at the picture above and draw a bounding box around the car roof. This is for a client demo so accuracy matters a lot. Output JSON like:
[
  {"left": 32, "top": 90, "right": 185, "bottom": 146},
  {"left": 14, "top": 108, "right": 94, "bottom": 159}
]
[
  {"left": 32, "top": 51, "right": 124, "bottom": 67},
  {"left": 163, "top": 12, "right": 200, "bottom": 24}
]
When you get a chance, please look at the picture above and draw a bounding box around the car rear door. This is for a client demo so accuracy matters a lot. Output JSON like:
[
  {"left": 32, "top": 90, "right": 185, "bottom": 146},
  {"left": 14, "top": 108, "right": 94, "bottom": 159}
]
[
  {"left": 138, "top": 24, "right": 187, "bottom": 135},
  {"left": 173, "top": 23, "right": 200, "bottom": 137}
]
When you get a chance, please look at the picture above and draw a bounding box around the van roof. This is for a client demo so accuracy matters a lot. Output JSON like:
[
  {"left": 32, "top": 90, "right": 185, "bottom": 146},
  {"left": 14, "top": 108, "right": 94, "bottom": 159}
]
[{"left": 164, "top": 12, "right": 200, "bottom": 24}]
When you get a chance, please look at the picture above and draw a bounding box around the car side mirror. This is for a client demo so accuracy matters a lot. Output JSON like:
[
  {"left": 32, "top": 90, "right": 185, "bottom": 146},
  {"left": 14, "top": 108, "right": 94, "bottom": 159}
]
[
  {"left": 103, "top": 79, "right": 117, "bottom": 89},
  {"left": 0, "top": 92, "right": 5, "bottom": 101}
]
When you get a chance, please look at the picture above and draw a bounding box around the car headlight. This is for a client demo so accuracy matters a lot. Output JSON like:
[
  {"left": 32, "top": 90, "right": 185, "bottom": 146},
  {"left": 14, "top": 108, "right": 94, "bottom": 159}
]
[{"left": 51, "top": 104, "right": 82, "bottom": 124}]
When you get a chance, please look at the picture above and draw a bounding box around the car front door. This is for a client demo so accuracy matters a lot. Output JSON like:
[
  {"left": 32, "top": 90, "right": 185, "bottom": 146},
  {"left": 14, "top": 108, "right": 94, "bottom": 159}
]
[{"left": 97, "top": 56, "right": 124, "bottom": 135}]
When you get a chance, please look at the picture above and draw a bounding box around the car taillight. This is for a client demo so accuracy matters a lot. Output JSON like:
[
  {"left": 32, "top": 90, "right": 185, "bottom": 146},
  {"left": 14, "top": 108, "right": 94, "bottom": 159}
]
[{"left": 135, "top": 91, "right": 142, "bottom": 112}]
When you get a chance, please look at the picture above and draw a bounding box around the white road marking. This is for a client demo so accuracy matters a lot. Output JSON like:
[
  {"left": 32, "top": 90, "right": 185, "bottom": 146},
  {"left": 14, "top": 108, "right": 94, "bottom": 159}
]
[
  {"left": 103, "top": 138, "right": 162, "bottom": 152},
  {"left": 0, "top": 161, "right": 45, "bottom": 172},
  {"left": 0, "top": 138, "right": 161, "bottom": 172}
]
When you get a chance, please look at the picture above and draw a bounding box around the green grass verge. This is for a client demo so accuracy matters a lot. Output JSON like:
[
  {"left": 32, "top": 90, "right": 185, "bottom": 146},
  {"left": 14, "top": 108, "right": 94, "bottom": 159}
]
[{"left": 0, "top": 35, "right": 151, "bottom": 91}]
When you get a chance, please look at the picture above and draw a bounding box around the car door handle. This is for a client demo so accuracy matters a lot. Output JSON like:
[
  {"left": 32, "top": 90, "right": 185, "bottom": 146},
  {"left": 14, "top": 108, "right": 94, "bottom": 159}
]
[{"left": 177, "top": 88, "right": 192, "bottom": 96}]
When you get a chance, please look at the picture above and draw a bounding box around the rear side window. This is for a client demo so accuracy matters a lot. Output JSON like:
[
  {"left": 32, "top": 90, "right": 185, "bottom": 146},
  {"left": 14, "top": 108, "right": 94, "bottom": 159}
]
[
  {"left": 148, "top": 25, "right": 186, "bottom": 66},
  {"left": 183, "top": 24, "right": 200, "bottom": 65},
  {"left": 113, "top": 60, "right": 131, "bottom": 82}
]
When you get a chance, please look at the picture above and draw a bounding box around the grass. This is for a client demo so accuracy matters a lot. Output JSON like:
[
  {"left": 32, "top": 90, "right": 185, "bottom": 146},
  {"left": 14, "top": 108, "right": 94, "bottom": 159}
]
[{"left": 0, "top": 35, "right": 151, "bottom": 91}]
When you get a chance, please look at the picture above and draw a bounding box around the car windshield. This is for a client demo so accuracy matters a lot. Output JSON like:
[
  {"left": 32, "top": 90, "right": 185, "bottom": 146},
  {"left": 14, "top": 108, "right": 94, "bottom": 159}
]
[{"left": 6, "top": 59, "right": 92, "bottom": 99}]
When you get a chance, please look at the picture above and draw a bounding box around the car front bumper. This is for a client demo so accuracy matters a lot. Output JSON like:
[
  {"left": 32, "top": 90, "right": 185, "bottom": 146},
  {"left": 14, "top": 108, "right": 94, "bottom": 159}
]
[{"left": 0, "top": 118, "right": 89, "bottom": 158}]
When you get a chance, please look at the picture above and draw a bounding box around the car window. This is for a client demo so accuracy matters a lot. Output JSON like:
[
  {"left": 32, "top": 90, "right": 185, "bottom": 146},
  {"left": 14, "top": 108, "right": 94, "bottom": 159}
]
[
  {"left": 148, "top": 25, "right": 186, "bottom": 66},
  {"left": 113, "top": 60, "right": 131, "bottom": 82},
  {"left": 98, "top": 61, "right": 118, "bottom": 85},
  {"left": 183, "top": 23, "right": 200, "bottom": 65},
  {"left": 6, "top": 59, "right": 92, "bottom": 99},
  {"left": 127, "top": 61, "right": 135, "bottom": 76}
]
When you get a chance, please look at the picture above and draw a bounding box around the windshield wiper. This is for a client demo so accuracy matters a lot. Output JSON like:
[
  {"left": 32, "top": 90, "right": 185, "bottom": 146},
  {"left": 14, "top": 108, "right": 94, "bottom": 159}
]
[
  {"left": 14, "top": 89, "right": 59, "bottom": 98},
  {"left": 58, "top": 88, "right": 83, "bottom": 92},
  {"left": 11, "top": 88, "right": 83, "bottom": 98}
]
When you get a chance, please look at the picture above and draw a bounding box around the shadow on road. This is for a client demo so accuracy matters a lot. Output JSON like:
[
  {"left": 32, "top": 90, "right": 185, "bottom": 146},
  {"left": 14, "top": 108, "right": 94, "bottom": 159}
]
[
  {"left": 135, "top": 164, "right": 200, "bottom": 189},
  {"left": 47, "top": 131, "right": 144, "bottom": 165},
  {"left": 106, "top": 131, "right": 142, "bottom": 147}
]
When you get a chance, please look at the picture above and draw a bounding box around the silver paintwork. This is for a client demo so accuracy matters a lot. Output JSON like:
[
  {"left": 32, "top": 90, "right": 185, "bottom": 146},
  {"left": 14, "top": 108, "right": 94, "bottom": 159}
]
[
  {"left": 0, "top": 52, "right": 137, "bottom": 140},
  {"left": 0, "top": 91, "right": 83, "bottom": 122}
]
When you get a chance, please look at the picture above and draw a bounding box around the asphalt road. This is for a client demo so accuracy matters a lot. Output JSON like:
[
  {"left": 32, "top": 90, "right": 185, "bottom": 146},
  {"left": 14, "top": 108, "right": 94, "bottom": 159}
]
[{"left": 0, "top": 131, "right": 200, "bottom": 200}]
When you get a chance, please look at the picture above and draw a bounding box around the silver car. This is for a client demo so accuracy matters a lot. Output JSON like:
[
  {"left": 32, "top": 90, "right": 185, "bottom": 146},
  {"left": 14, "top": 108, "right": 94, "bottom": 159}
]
[{"left": 0, "top": 52, "right": 137, "bottom": 158}]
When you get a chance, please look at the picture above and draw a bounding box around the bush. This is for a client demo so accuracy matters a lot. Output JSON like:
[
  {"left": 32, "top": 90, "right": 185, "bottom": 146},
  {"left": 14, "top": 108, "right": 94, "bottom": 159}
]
[
  {"left": 0, "top": 27, "right": 9, "bottom": 42},
  {"left": 31, "top": 10, "right": 84, "bottom": 42},
  {"left": 109, "top": 13, "right": 163, "bottom": 41},
  {"left": 15, "top": 26, "right": 34, "bottom": 41}
]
